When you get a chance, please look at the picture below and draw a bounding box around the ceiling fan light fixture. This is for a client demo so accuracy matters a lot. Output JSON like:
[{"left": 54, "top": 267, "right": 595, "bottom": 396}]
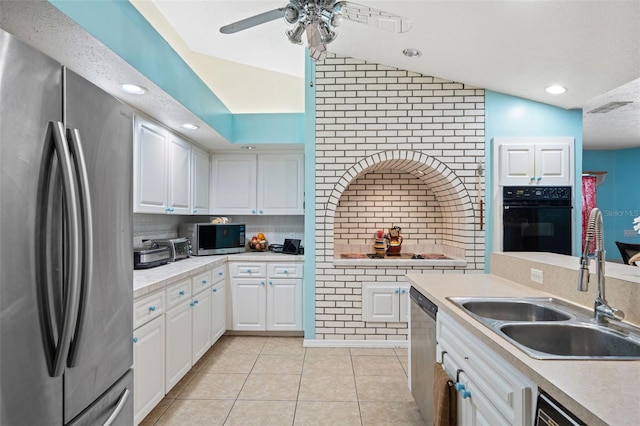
[
  {"left": 283, "top": 3, "right": 301, "bottom": 24},
  {"left": 286, "top": 23, "right": 306, "bottom": 45},
  {"left": 318, "top": 23, "right": 338, "bottom": 44}
]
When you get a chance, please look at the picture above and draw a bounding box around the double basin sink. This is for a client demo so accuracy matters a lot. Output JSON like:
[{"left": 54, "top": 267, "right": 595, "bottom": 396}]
[{"left": 448, "top": 297, "right": 640, "bottom": 360}]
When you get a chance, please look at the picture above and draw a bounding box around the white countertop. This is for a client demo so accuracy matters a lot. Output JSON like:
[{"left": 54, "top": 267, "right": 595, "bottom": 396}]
[
  {"left": 134, "top": 252, "right": 304, "bottom": 298},
  {"left": 405, "top": 272, "right": 640, "bottom": 426}
]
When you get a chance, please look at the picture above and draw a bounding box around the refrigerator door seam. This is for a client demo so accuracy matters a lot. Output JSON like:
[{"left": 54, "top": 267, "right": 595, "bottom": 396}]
[{"left": 65, "top": 128, "right": 93, "bottom": 367}]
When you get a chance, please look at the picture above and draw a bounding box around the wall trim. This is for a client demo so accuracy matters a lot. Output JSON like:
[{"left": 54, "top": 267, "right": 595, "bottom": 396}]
[{"left": 303, "top": 339, "right": 408, "bottom": 349}]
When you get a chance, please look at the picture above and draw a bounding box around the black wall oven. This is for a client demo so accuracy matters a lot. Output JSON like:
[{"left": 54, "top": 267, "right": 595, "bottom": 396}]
[{"left": 503, "top": 186, "right": 572, "bottom": 255}]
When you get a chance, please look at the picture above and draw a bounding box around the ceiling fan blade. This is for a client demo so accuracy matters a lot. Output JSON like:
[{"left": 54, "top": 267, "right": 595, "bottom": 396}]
[
  {"left": 220, "top": 8, "right": 285, "bottom": 34},
  {"left": 335, "top": 1, "right": 412, "bottom": 33}
]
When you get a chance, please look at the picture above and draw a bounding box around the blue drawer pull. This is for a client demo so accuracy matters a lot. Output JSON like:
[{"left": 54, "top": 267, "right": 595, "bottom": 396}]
[{"left": 148, "top": 306, "right": 156, "bottom": 312}]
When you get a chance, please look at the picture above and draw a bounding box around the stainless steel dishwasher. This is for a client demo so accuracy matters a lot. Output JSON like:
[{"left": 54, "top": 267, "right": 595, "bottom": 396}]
[{"left": 409, "top": 286, "right": 438, "bottom": 423}]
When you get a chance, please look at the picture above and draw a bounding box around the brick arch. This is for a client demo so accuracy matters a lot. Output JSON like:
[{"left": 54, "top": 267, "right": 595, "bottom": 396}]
[{"left": 324, "top": 150, "right": 476, "bottom": 255}]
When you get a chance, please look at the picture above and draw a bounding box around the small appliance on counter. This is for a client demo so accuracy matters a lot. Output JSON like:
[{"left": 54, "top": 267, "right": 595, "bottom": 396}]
[
  {"left": 153, "top": 237, "right": 190, "bottom": 261},
  {"left": 133, "top": 241, "right": 172, "bottom": 269},
  {"left": 268, "top": 239, "right": 303, "bottom": 255},
  {"left": 179, "top": 223, "right": 246, "bottom": 255}
]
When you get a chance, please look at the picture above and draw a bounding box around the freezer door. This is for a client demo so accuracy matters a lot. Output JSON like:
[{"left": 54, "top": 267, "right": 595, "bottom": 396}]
[
  {"left": 0, "top": 29, "right": 64, "bottom": 425},
  {"left": 63, "top": 69, "right": 134, "bottom": 423},
  {"left": 68, "top": 369, "right": 133, "bottom": 426}
]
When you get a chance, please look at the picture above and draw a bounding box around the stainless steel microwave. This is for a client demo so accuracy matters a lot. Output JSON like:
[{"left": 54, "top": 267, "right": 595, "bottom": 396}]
[{"left": 179, "top": 223, "right": 246, "bottom": 256}]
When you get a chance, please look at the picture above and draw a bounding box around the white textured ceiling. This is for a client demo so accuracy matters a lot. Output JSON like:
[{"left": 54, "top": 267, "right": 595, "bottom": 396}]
[{"left": 149, "top": 0, "right": 640, "bottom": 150}]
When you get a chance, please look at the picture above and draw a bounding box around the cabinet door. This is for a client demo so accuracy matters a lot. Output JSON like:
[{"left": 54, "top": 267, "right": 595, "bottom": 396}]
[
  {"left": 266, "top": 278, "right": 303, "bottom": 331},
  {"left": 499, "top": 144, "right": 535, "bottom": 185},
  {"left": 192, "top": 289, "right": 212, "bottom": 364},
  {"left": 534, "top": 143, "right": 570, "bottom": 184},
  {"left": 133, "top": 315, "right": 165, "bottom": 425},
  {"left": 257, "top": 153, "right": 304, "bottom": 215},
  {"left": 231, "top": 278, "right": 266, "bottom": 331},
  {"left": 459, "top": 372, "right": 511, "bottom": 426},
  {"left": 133, "top": 117, "right": 168, "bottom": 213},
  {"left": 167, "top": 134, "right": 191, "bottom": 214},
  {"left": 165, "top": 302, "right": 192, "bottom": 393},
  {"left": 191, "top": 145, "right": 210, "bottom": 215},
  {"left": 211, "top": 281, "right": 227, "bottom": 344},
  {"left": 362, "top": 284, "right": 399, "bottom": 322},
  {"left": 399, "top": 285, "right": 410, "bottom": 323},
  {"left": 210, "top": 155, "right": 257, "bottom": 215}
]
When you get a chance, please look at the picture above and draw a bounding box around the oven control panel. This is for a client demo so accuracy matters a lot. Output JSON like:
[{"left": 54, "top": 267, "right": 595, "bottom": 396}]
[{"left": 503, "top": 186, "right": 571, "bottom": 202}]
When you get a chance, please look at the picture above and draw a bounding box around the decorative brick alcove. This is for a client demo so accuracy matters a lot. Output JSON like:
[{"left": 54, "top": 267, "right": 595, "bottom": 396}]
[{"left": 313, "top": 54, "right": 485, "bottom": 342}]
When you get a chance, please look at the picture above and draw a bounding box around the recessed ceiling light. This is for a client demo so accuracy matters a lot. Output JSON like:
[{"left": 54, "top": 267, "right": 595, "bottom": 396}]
[
  {"left": 119, "top": 84, "right": 147, "bottom": 95},
  {"left": 402, "top": 48, "right": 421, "bottom": 58},
  {"left": 545, "top": 85, "right": 567, "bottom": 95},
  {"left": 181, "top": 123, "right": 199, "bottom": 130},
  {"left": 241, "top": 146, "right": 255, "bottom": 150}
]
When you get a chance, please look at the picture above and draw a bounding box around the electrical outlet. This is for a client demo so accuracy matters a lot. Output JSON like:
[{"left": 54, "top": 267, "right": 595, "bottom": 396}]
[{"left": 530, "top": 268, "right": 544, "bottom": 284}]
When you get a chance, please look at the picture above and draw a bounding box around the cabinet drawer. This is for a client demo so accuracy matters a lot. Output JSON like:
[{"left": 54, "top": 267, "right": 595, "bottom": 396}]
[
  {"left": 134, "top": 291, "right": 165, "bottom": 329},
  {"left": 267, "top": 263, "right": 303, "bottom": 278},
  {"left": 230, "top": 262, "right": 266, "bottom": 278},
  {"left": 211, "top": 265, "right": 226, "bottom": 284},
  {"left": 192, "top": 270, "right": 212, "bottom": 294},
  {"left": 165, "top": 278, "right": 192, "bottom": 309}
]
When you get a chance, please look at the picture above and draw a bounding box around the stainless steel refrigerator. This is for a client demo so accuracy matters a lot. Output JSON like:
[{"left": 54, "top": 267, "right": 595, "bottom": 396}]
[{"left": 0, "top": 29, "right": 133, "bottom": 425}]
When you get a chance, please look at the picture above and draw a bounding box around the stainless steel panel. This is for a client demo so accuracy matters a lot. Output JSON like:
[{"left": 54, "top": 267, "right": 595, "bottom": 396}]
[
  {"left": 63, "top": 69, "right": 133, "bottom": 423},
  {"left": 68, "top": 369, "right": 133, "bottom": 426},
  {"left": 410, "top": 294, "right": 437, "bottom": 423},
  {"left": 0, "top": 29, "right": 63, "bottom": 425}
]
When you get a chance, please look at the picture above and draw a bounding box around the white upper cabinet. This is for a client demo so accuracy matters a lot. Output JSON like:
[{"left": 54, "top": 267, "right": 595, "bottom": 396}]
[
  {"left": 496, "top": 137, "right": 573, "bottom": 186},
  {"left": 257, "top": 153, "right": 304, "bottom": 215},
  {"left": 133, "top": 115, "right": 209, "bottom": 214},
  {"left": 167, "top": 134, "right": 191, "bottom": 215},
  {"left": 210, "top": 155, "right": 257, "bottom": 215},
  {"left": 210, "top": 153, "right": 304, "bottom": 215},
  {"left": 133, "top": 118, "right": 168, "bottom": 213},
  {"left": 191, "top": 145, "right": 210, "bottom": 215}
]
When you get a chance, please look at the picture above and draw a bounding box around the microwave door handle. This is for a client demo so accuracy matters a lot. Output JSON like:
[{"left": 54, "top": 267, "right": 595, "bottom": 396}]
[
  {"left": 65, "top": 128, "right": 93, "bottom": 367},
  {"left": 36, "top": 121, "right": 83, "bottom": 377}
]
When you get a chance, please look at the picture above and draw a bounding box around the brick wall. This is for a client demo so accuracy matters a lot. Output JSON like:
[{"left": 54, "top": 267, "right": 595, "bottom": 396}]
[{"left": 314, "top": 54, "right": 485, "bottom": 341}]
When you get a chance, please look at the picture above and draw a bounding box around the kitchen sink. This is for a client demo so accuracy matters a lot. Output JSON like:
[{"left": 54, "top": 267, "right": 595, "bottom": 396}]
[
  {"left": 459, "top": 299, "right": 572, "bottom": 322},
  {"left": 500, "top": 323, "right": 640, "bottom": 359},
  {"left": 447, "top": 296, "right": 640, "bottom": 360}
]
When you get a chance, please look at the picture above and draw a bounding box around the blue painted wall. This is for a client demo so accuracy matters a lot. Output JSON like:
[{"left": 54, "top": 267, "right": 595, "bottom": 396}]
[
  {"left": 485, "top": 90, "right": 583, "bottom": 270},
  {"left": 583, "top": 147, "right": 640, "bottom": 261},
  {"left": 303, "top": 56, "right": 316, "bottom": 340},
  {"left": 50, "top": 0, "right": 306, "bottom": 145}
]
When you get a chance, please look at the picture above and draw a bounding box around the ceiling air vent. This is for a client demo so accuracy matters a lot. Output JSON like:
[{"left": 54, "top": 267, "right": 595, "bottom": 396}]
[{"left": 588, "top": 101, "right": 633, "bottom": 114}]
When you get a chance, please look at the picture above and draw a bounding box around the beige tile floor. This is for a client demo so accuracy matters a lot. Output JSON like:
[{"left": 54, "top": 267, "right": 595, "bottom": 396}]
[{"left": 141, "top": 336, "right": 426, "bottom": 426}]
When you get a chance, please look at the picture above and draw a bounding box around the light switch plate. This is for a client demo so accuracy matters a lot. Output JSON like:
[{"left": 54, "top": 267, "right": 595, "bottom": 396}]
[{"left": 531, "top": 268, "right": 544, "bottom": 284}]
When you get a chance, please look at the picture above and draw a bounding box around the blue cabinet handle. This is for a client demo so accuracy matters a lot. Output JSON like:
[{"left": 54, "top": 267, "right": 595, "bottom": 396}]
[
  {"left": 252, "top": 209, "right": 256, "bottom": 214},
  {"left": 455, "top": 383, "right": 465, "bottom": 391},
  {"left": 218, "top": 271, "right": 223, "bottom": 276},
  {"left": 148, "top": 305, "right": 156, "bottom": 312},
  {"left": 537, "top": 177, "right": 542, "bottom": 182},
  {"left": 190, "top": 302, "right": 195, "bottom": 307},
  {"left": 193, "top": 209, "right": 198, "bottom": 214},
  {"left": 212, "top": 288, "right": 217, "bottom": 293},
  {"left": 133, "top": 337, "right": 138, "bottom": 343},
  {"left": 395, "top": 289, "right": 399, "bottom": 294},
  {"left": 269, "top": 281, "right": 273, "bottom": 285},
  {"left": 261, "top": 281, "right": 265, "bottom": 286},
  {"left": 202, "top": 279, "right": 207, "bottom": 284},
  {"left": 259, "top": 210, "right": 263, "bottom": 214},
  {"left": 530, "top": 177, "right": 535, "bottom": 182},
  {"left": 246, "top": 269, "right": 251, "bottom": 273},
  {"left": 401, "top": 289, "right": 406, "bottom": 294},
  {"left": 179, "top": 290, "right": 185, "bottom": 296},
  {"left": 284, "top": 270, "right": 288, "bottom": 274},
  {"left": 462, "top": 390, "right": 471, "bottom": 399}
]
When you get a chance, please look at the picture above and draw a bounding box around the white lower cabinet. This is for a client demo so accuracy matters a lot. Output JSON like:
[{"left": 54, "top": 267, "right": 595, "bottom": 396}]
[
  {"left": 133, "top": 315, "right": 165, "bottom": 425},
  {"left": 437, "top": 311, "right": 537, "bottom": 426},
  {"left": 165, "top": 298, "right": 192, "bottom": 393},
  {"left": 211, "top": 279, "right": 227, "bottom": 343},
  {"left": 191, "top": 288, "right": 212, "bottom": 363},
  {"left": 362, "top": 283, "right": 409, "bottom": 323},
  {"left": 230, "top": 262, "right": 303, "bottom": 331}
]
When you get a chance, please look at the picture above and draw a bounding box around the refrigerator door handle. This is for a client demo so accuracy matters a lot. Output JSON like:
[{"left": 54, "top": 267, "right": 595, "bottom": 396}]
[
  {"left": 65, "top": 128, "right": 93, "bottom": 367},
  {"left": 36, "top": 121, "right": 83, "bottom": 377},
  {"left": 103, "top": 388, "right": 130, "bottom": 426}
]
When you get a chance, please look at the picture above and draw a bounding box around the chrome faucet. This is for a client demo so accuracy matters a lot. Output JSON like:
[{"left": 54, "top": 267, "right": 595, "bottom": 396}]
[{"left": 577, "top": 208, "right": 625, "bottom": 323}]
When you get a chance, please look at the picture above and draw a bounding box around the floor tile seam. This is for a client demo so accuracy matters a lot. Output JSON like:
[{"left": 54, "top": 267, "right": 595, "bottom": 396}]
[
  {"left": 348, "top": 348, "right": 365, "bottom": 425},
  {"left": 290, "top": 351, "right": 306, "bottom": 426}
]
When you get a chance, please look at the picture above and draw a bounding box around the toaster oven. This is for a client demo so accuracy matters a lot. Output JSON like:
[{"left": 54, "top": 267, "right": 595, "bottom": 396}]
[{"left": 154, "top": 237, "right": 190, "bottom": 261}]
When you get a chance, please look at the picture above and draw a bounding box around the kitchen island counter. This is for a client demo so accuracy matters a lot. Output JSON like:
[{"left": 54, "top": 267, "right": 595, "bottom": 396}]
[{"left": 405, "top": 271, "right": 640, "bottom": 426}]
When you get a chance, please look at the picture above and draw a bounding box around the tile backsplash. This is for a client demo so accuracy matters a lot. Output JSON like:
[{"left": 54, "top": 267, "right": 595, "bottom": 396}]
[{"left": 133, "top": 213, "right": 304, "bottom": 247}]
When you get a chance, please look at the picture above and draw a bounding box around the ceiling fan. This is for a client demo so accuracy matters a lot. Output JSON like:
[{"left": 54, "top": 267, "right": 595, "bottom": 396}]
[{"left": 220, "top": 0, "right": 412, "bottom": 62}]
